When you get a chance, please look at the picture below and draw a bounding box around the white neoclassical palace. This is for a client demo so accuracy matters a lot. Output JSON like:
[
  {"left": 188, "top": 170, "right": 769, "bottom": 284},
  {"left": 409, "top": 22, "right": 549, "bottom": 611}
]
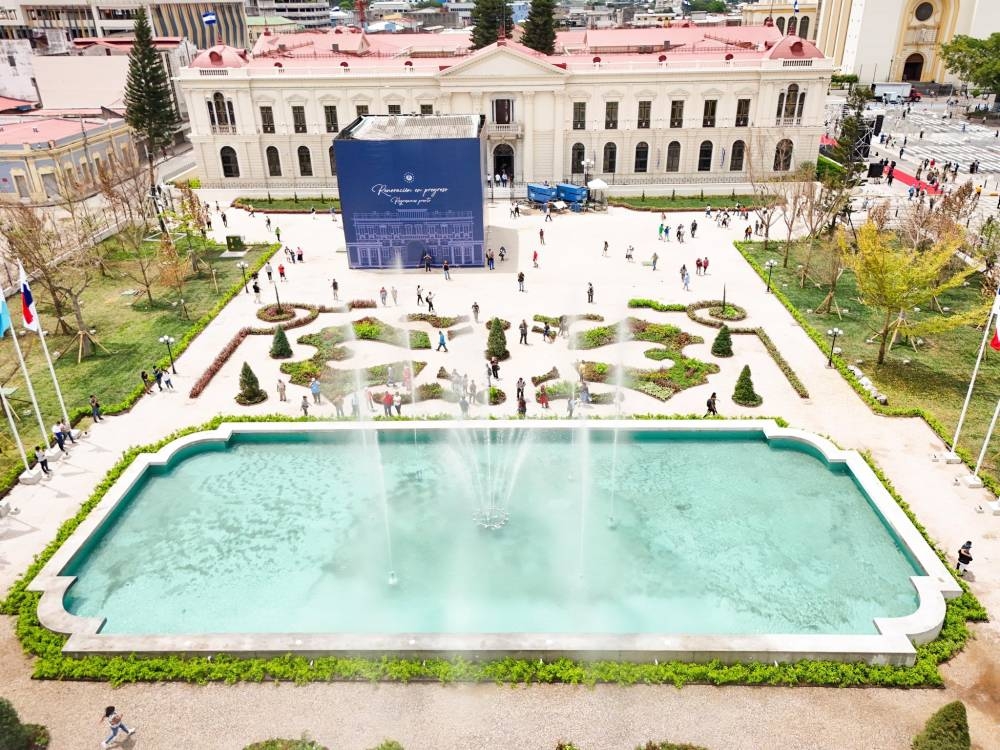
[{"left": 178, "top": 26, "right": 833, "bottom": 191}]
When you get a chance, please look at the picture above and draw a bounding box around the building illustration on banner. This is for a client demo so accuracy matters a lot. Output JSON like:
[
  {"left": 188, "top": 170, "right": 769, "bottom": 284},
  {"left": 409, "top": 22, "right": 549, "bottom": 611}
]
[{"left": 334, "top": 114, "right": 486, "bottom": 269}]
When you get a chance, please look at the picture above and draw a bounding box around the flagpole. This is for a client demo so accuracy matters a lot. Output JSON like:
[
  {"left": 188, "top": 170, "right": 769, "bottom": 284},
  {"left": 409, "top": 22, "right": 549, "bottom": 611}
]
[
  {"left": 950, "top": 307, "right": 996, "bottom": 455},
  {"left": 9, "top": 326, "right": 51, "bottom": 452},
  {"left": 0, "top": 388, "right": 30, "bottom": 473},
  {"left": 36, "top": 328, "right": 70, "bottom": 426},
  {"left": 973, "top": 396, "right": 1000, "bottom": 479},
  {"left": 18, "top": 263, "right": 71, "bottom": 430}
]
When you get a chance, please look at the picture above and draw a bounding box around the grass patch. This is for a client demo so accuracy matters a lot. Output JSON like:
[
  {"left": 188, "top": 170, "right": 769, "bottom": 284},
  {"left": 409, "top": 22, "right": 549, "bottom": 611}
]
[
  {"left": 234, "top": 197, "right": 341, "bottom": 212},
  {"left": 531, "top": 367, "right": 560, "bottom": 386},
  {"left": 352, "top": 317, "right": 430, "bottom": 349},
  {"left": 610, "top": 194, "right": 756, "bottom": 211},
  {"left": 628, "top": 298, "right": 688, "bottom": 312},
  {"left": 405, "top": 313, "right": 469, "bottom": 329},
  {"left": 532, "top": 313, "right": 605, "bottom": 326}
]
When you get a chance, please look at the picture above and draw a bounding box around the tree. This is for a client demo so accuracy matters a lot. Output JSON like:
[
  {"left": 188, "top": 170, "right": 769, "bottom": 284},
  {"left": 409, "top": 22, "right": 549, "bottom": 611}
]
[
  {"left": 711, "top": 325, "right": 733, "bottom": 357},
  {"left": 236, "top": 361, "right": 267, "bottom": 404},
  {"left": 940, "top": 34, "right": 1000, "bottom": 102},
  {"left": 846, "top": 222, "right": 979, "bottom": 365},
  {"left": 745, "top": 136, "right": 783, "bottom": 252},
  {"left": 0, "top": 697, "right": 30, "bottom": 750},
  {"left": 732, "top": 365, "right": 761, "bottom": 407},
  {"left": 270, "top": 327, "right": 292, "bottom": 358},
  {"left": 487, "top": 317, "right": 508, "bottom": 359},
  {"left": 911, "top": 701, "right": 970, "bottom": 750},
  {"left": 123, "top": 8, "right": 178, "bottom": 183},
  {"left": 471, "top": 0, "right": 512, "bottom": 49},
  {"left": 521, "top": 0, "right": 555, "bottom": 54},
  {"left": 828, "top": 85, "right": 874, "bottom": 184}
]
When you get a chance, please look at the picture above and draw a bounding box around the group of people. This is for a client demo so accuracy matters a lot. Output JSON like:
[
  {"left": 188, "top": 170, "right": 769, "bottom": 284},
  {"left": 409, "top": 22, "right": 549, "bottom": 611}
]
[{"left": 139, "top": 366, "right": 174, "bottom": 394}]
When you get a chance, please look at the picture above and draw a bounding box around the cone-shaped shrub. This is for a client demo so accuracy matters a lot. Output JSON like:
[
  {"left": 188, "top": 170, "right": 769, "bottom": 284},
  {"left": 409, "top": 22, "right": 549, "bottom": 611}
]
[
  {"left": 912, "top": 701, "right": 970, "bottom": 750},
  {"left": 487, "top": 317, "right": 509, "bottom": 360},
  {"left": 0, "top": 698, "right": 29, "bottom": 750},
  {"left": 711, "top": 325, "right": 733, "bottom": 357},
  {"left": 270, "top": 327, "right": 292, "bottom": 359},
  {"left": 237, "top": 361, "right": 267, "bottom": 404},
  {"left": 732, "top": 364, "right": 762, "bottom": 407}
]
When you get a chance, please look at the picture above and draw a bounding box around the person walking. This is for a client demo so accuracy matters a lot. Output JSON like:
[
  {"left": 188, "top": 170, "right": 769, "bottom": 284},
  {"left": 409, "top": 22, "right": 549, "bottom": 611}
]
[
  {"left": 100, "top": 706, "right": 135, "bottom": 748},
  {"left": 220, "top": 211, "right": 228, "bottom": 228},
  {"left": 153, "top": 366, "right": 164, "bottom": 391},
  {"left": 161, "top": 369, "right": 174, "bottom": 391},
  {"left": 702, "top": 257, "right": 710, "bottom": 274},
  {"left": 277, "top": 379, "right": 287, "bottom": 402},
  {"left": 390, "top": 286, "right": 398, "bottom": 305},
  {"left": 683, "top": 269, "right": 691, "bottom": 291},
  {"left": 416, "top": 285, "right": 424, "bottom": 306},
  {"left": 437, "top": 330, "right": 448, "bottom": 352},
  {"left": 426, "top": 291, "right": 435, "bottom": 313},
  {"left": 52, "top": 423, "right": 67, "bottom": 453},
  {"left": 691, "top": 219, "right": 698, "bottom": 238},
  {"left": 278, "top": 264, "right": 287, "bottom": 281},
  {"left": 380, "top": 286, "right": 388, "bottom": 306},
  {"left": 706, "top": 392, "right": 718, "bottom": 416},
  {"left": 516, "top": 377, "right": 526, "bottom": 402},
  {"left": 486, "top": 248, "right": 495, "bottom": 271},
  {"left": 956, "top": 541, "right": 973, "bottom": 576},
  {"left": 658, "top": 223, "right": 664, "bottom": 241},
  {"left": 517, "top": 271, "right": 525, "bottom": 292},
  {"left": 33, "top": 445, "right": 51, "bottom": 475},
  {"left": 331, "top": 278, "right": 340, "bottom": 301},
  {"left": 275, "top": 226, "right": 281, "bottom": 242},
  {"left": 587, "top": 282, "right": 594, "bottom": 303},
  {"left": 394, "top": 390, "right": 402, "bottom": 416},
  {"left": 498, "top": 246, "right": 507, "bottom": 262},
  {"left": 651, "top": 252, "right": 658, "bottom": 271},
  {"left": 490, "top": 357, "right": 500, "bottom": 380},
  {"left": 140, "top": 370, "right": 152, "bottom": 394},
  {"left": 252, "top": 280, "right": 262, "bottom": 303},
  {"left": 300, "top": 396, "right": 310, "bottom": 416},
  {"left": 538, "top": 384, "right": 549, "bottom": 409},
  {"left": 310, "top": 378, "right": 322, "bottom": 404},
  {"left": 443, "top": 260, "right": 451, "bottom": 280},
  {"left": 89, "top": 394, "right": 103, "bottom": 422},
  {"left": 603, "top": 240, "right": 609, "bottom": 256},
  {"left": 532, "top": 250, "right": 539, "bottom": 268},
  {"left": 472, "top": 301, "right": 480, "bottom": 323},
  {"left": 265, "top": 215, "right": 272, "bottom": 231},
  {"left": 696, "top": 258, "right": 703, "bottom": 276},
  {"left": 538, "top": 228, "right": 545, "bottom": 246}
]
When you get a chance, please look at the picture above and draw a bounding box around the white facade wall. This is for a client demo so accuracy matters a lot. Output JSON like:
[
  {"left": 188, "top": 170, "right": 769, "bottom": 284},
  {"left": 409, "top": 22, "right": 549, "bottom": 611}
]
[{"left": 180, "top": 46, "right": 832, "bottom": 190}]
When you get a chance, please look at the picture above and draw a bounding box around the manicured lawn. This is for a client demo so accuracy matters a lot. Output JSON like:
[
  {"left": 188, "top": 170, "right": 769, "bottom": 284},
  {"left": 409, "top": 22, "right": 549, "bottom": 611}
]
[
  {"left": 740, "top": 240, "right": 1000, "bottom": 479},
  {"left": 0, "top": 237, "right": 275, "bottom": 477},
  {"left": 234, "top": 196, "right": 341, "bottom": 212},
  {"left": 611, "top": 194, "right": 757, "bottom": 210}
]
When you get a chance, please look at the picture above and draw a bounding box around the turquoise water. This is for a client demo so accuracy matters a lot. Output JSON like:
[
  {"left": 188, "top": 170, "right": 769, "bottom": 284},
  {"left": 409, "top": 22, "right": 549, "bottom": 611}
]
[{"left": 63, "top": 428, "right": 922, "bottom": 636}]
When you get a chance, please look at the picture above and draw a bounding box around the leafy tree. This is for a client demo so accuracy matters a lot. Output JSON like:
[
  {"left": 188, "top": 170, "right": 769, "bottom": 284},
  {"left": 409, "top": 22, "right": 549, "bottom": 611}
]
[
  {"left": 711, "top": 325, "right": 733, "bottom": 357},
  {"left": 0, "top": 698, "right": 29, "bottom": 750},
  {"left": 487, "top": 317, "right": 508, "bottom": 359},
  {"left": 123, "top": 8, "right": 179, "bottom": 183},
  {"left": 911, "top": 701, "right": 970, "bottom": 750},
  {"left": 732, "top": 365, "right": 761, "bottom": 407},
  {"left": 98, "top": 149, "right": 158, "bottom": 302},
  {"left": 845, "top": 222, "right": 978, "bottom": 365},
  {"left": 521, "top": 0, "right": 555, "bottom": 54},
  {"left": 471, "top": 0, "right": 512, "bottom": 49},
  {"left": 237, "top": 361, "right": 267, "bottom": 404},
  {"left": 270, "top": 327, "right": 293, "bottom": 358},
  {"left": 685, "top": 0, "right": 727, "bottom": 12},
  {"left": 940, "top": 34, "right": 1000, "bottom": 100},
  {"left": 338, "top": 0, "right": 353, "bottom": 10}
]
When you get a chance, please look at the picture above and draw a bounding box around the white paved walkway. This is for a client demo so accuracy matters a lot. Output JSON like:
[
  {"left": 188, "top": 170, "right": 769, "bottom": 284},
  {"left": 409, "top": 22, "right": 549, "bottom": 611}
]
[{"left": 0, "top": 195, "right": 998, "bottom": 749}]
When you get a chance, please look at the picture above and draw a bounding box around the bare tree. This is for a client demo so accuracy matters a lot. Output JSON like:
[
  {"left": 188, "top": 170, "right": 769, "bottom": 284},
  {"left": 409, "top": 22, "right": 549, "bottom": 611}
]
[{"left": 745, "top": 135, "right": 783, "bottom": 253}]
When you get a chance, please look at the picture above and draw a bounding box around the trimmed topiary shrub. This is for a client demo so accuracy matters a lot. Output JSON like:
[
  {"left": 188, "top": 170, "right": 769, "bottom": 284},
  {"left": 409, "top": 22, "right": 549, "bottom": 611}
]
[
  {"left": 368, "top": 742, "right": 404, "bottom": 750},
  {"left": 270, "top": 327, "right": 292, "bottom": 359},
  {"left": 912, "top": 701, "right": 970, "bottom": 750},
  {"left": 636, "top": 743, "right": 709, "bottom": 750},
  {"left": 0, "top": 698, "right": 30, "bottom": 750},
  {"left": 243, "top": 740, "right": 328, "bottom": 750},
  {"left": 487, "top": 317, "right": 509, "bottom": 360},
  {"left": 711, "top": 325, "right": 733, "bottom": 357},
  {"left": 236, "top": 361, "right": 267, "bottom": 405},
  {"left": 732, "top": 364, "right": 762, "bottom": 407}
]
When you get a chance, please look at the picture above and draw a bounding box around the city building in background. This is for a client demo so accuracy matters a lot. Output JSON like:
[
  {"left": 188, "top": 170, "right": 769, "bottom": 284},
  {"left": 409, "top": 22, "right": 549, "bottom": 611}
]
[
  {"left": 741, "top": 0, "right": 818, "bottom": 40},
  {"left": 246, "top": 14, "right": 299, "bottom": 42},
  {"left": 179, "top": 25, "right": 831, "bottom": 190},
  {"left": 251, "top": 0, "right": 329, "bottom": 29},
  {"left": 815, "top": 0, "right": 1000, "bottom": 83}
]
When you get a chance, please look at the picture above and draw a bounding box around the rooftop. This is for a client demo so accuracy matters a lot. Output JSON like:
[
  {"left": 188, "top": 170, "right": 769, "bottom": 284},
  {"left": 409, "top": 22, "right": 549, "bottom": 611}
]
[
  {"left": 0, "top": 117, "right": 120, "bottom": 147},
  {"left": 341, "top": 113, "right": 481, "bottom": 140},
  {"left": 245, "top": 15, "right": 298, "bottom": 26},
  {"left": 71, "top": 35, "right": 190, "bottom": 53}
]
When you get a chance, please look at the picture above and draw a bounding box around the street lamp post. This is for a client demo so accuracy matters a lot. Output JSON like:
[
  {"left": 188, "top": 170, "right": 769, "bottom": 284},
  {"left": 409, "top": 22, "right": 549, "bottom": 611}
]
[
  {"left": 826, "top": 327, "right": 843, "bottom": 368},
  {"left": 764, "top": 259, "right": 778, "bottom": 293},
  {"left": 582, "top": 158, "right": 594, "bottom": 188},
  {"left": 274, "top": 283, "right": 282, "bottom": 312},
  {"left": 159, "top": 335, "right": 177, "bottom": 374},
  {"left": 237, "top": 261, "right": 250, "bottom": 293}
]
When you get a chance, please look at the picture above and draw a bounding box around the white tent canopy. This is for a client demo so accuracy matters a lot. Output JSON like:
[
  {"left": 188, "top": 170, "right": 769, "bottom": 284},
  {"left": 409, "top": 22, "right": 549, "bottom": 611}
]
[{"left": 587, "top": 178, "right": 609, "bottom": 190}]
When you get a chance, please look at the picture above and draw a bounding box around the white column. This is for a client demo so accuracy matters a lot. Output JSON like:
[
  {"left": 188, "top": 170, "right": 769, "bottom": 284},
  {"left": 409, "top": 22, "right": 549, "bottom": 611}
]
[{"left": 522, "top": 91, "right": 534, "bottom": 183}]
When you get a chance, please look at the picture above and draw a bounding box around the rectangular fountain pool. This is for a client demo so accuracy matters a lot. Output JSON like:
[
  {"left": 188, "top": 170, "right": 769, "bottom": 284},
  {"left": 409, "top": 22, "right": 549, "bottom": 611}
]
[{"left": 33, "top": 421, "right": 960, "bottom": 665}]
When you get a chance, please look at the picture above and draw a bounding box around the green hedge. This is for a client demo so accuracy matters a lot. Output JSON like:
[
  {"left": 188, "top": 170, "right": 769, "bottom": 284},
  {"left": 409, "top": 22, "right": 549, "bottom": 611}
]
[
  {"left": 0, "top": 414, "right": 985, "bottom": 687},
  {"left": 911, "top": 701, "right": 970, "bottom": 750}
]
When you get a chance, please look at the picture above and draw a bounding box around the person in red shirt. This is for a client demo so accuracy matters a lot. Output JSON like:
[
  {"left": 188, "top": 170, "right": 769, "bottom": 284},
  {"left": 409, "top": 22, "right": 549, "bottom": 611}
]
[{"left": 382, "top": 391, "right": 393, "bottom": 417}]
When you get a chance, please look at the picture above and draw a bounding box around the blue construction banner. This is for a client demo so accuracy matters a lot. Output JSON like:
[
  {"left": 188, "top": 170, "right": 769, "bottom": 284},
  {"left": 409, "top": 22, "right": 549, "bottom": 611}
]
[{"left": 334, "top": 116, "right": 486, "bottom": 269}]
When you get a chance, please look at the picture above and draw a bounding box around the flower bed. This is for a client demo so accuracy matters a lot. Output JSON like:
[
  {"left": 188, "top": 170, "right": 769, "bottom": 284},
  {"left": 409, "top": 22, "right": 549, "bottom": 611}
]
[
  {"left": 686, "top": 300, "right": 747, "bottom": 327},
  {"left": 532, "top": 313, "right": 605, "bottom": 326},
  {"left": 348, "top": 299, "right": 377, "bottom": 310},
  {"left": 406, "top": 313, "right": 469, "bottom": 329},
  {"left": 483, "top": 317, "right": 511, "bottom": 331},
  {"left": 447, "top": 325, "right": 474, "bottom": 340},
  {"left": 627, "top": 299, "right": 688, "bottom": 312},
  {"left": 256, "top": 305, "right": 295, "bottom": 323},
  {"left": 353, "top": 317, "right": 431, "bottom": 349},
  {"left": 531, "top": 367, "right": 560, "bottom": 386}
]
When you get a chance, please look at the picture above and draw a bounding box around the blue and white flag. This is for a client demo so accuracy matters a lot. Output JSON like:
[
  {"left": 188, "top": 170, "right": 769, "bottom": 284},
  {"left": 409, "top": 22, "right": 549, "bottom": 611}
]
[
  {"left": 202, "top": 10, "right": 217, "bottom": 25},
  {"left": 793, "top": 0, "right": 800, "bottom": 13}
]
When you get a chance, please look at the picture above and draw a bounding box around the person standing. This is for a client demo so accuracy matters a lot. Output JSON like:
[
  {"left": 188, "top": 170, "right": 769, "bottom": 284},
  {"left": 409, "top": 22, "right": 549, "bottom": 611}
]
[
  {"left": 702, "top": 257, "right": 710, "bottom": 274},
  {"left": 380, "top": 286, "right": 388, "bottom": 306},
  {"left": 437, "top": 330, "right": 448, "bottom": 352},
  {"left": 153, "top": 366, "right": 164, "bottom": 391},
  {"left": 538, "top": 228, "right": 545, "bottom": 246},
  {"left": 426, "top": 291, "right": 435, "bottom": 313},
  {"left": 567, "top": 395, "right": 575, "bottom": 418},
  {"left": 517, "top": 396, "right": 527, "bottom": 418},
  {"left": 538, "top": 384, "right": 549, "bottom": 409},
  {"left": 532, "top": 249, "right": 539, "bottom": 268},
  {"left": 691, "top": 219, "right": 698, "bottom": 238},
  {"left": 603, "top": 240, "right": 609, "bottom": 256},
  {"left": 390, "top": 286, "right": 398, "bottom": 305},
  {"left": 275, "top": 226, "right": 281, "bottom": 242},
  {"left": 252, "top": 280, "right": 262, "bottom": 303},
  {"left": 658, "top": 223, "right": 664, "bottom": 241},
  {"left": 89, "top": 394, "right": 103, "bottom": 422},
  {"left": 651, "top": 252, "right": 658, "bottom": 271},
  {"left": 100, "top": 706, "right": 135, "bottom": 748},
  {"left": 333, "top": 394, "right": 345, "bottom": 417},
  {"left": 34, "top": 445, "right": 51, "bottom": 475},
  {"left": 516, "top": 377, "right": 526, "bottom": 402},
  {"left": 394, "top": 390, "right": 402, "bottom": 416},
  {"left": 278, "top": 264, "right": 287, "bottom": 281},
  {"left": 382, "top": 390, "right": 393, "bottom": 417},
  {"left": 472, "top": 302, "right": 480, "bottom": 323},
  {"left": 52, "top": 423, "right": 67, "bottom": 453},
  {"left": 443, "top": 260, "right": 451, "bottom": 280},
  {"left": 220, "top": 211, "right": 227, "bottom": 228},
  {"left": 277, "top": 379, "right": 287, "bottom": 402},
  {"left": 301, "top": 396, "right": 310, "bottom": 416},
  {"left": 423, "top": 252, "right": 433, "bottom": 272},
  {"left": 490, "top": 357, "right": 500, "bottom": 380},
  {"left": 486, "top": 248, "right": 495, "bottom": 271},
  {"left": 706, "top": 392, "right": 718, "bottom": 416},
  {"left": 695, "top": 258, "right": 703, "bottom": 276},
  {"left": 310, "top": 378, "right": 322, "bottom": 404},
  {"left": 331, "top": 278, "right": 340, "bottom": 301},
  {"left": 517, "top": 272, "right": 525, "bottom": 292},
  {"left": 683, "top": 269, "right": 691, "bottom": 291},
  {"left": 519, "top": 319, "right": 528, "bottom": 345},
  {"left": 587, "top": 282, "right": 594, "bottom": 303},
  {"left": 956, "top": 541, "right": 973, "bottom": 576},
  {"left": 416, "top": 285, "right": 424, "bottom": 306}
]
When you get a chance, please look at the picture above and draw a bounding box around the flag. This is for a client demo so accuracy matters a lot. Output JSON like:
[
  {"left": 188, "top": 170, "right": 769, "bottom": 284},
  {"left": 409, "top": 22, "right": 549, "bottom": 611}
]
[
  {"left": 793, "top": 0, "right": 800, "bottom": 13},
  {"left": 993, "top": 287, "right": 1000, "bottom": 316},
  {"left": 18, "top": 263, "right": 38, "bottom": 332},
  {"left": 0, "top": 296, "right": 10, "bottom": 339},
  {"left": 991, "top": 319, "right": 1000, "bottom": 351},
  {"left": 202, "top": 10, "right": 217, "bottom": 25}
]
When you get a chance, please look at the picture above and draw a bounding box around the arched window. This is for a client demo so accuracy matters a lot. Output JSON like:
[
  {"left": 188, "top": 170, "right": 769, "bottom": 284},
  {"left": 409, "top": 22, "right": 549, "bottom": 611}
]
[
  {"left": 774, "top": 139, "right": 794, "bottom": 171},
  {"left": 603, "top": 142, "right": 617, "bottom": 173},
  {"left": 796, "top": 91, "right": 806, "bottom": 119},
  {"left": 697, "top": 140, "right": 713, "bottom": 172},
  {"left": 634, "top": 141, "right": 649, "bottom": 173},
  {"left": 775, "top": 16, "right": 785, "bottom": 33},
  {"left": 571, "top": 142, "right": 585, "bottom": 174},
  {"left": 799, "top": 16, "right": 810, "bottom": 39},
  {"left": 787, "top": 15, "right": 797, "bottom": 35},
  {"left": 666, "top": 141, "right": 681, "bottom": 172},
  {"left": 775, "top": 92, "right": 785, "bottom": 121},
  {"left": 212, "top": 92, "right": 227, "bottom": 125},
  {"left": 328, "top": 145, "right": 337, "bottom": 175},
  {"left": 298, "top": 145, "right": 313, "bottom": 177},
  {"left": 730, "top": 140, "right": 746, "bottom": 171},
  {"left": 220, "top": 146, "right": 239, "bottom": 178},
  {"left": 266, "top": 146, "right": 281, "bottom": 177},
  {"left": 783, "top": 84, "right": 799, "bottom": 119}
]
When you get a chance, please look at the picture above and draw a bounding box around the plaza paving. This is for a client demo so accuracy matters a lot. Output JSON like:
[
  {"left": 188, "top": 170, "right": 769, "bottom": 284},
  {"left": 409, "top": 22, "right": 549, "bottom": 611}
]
[{"left": 0, "top": 196, "right": 998, "bottom": 749}]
